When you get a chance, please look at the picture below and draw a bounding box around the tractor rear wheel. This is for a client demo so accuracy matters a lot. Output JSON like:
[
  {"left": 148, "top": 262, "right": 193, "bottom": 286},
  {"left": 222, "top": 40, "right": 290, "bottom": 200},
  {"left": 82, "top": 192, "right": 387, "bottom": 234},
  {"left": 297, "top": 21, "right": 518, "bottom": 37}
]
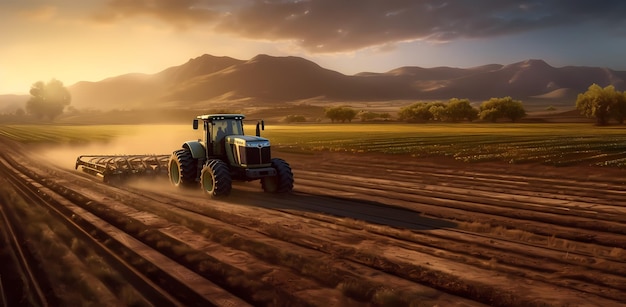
[
  {"left": 201, "top": 159, "right": 232, "bottom": 197},
  {"left": 168, "top": 149, "right": 198, "bottom": 188},
  {"left": 261, "top": 158, "right": 294, "bottom": 193}
]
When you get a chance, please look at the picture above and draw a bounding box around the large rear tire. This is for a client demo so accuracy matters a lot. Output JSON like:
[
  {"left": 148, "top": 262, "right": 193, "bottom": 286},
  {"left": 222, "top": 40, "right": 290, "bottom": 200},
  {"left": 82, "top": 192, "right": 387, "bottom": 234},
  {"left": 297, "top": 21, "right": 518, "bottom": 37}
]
[
  {"left": 168, "top": 149, "right": 198, "bottom": 188},
  {"left": 201, "top": 159, "right": 232, "bottom": 197},
  {"left": 261, "top": 158, "right": 294, "bottom": 193}
]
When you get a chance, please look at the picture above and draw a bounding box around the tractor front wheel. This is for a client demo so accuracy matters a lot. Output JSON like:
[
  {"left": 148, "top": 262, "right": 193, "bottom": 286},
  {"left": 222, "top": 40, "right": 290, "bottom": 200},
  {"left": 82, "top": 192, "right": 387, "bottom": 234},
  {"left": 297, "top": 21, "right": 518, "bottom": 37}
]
[
  {"left": 201, "top": 159, "right": 232, "bottom": 197},
  {"left": 168, "top": 149, "right": 197, "bottom": 188},
  {"left": 261, "top": 158, "right": 294, "bottom": 193}
]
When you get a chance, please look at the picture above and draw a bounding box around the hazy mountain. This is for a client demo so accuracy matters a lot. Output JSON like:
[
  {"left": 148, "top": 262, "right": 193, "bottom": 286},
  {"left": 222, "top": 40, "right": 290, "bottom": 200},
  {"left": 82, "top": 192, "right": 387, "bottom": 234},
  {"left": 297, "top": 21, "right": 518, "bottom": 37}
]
[
  {"left": 0, "top": 94, "right": 29, "bottom": 113},
  {"left": 415, "top": 59, "right": 626, "bottom": 99},
  {"left": 159, "top": 54, "right": 243, "bottom": 84},
  {"left": 3, "top": 55, "right": 625, "bottom": 111},
  {"left": 68, "top": 55, "right": 242, "bottom": 109},
  {"left": 159, "top": 54, "right": 346, "bottom": 104},
  {"left": 70, "top": 73, "right": 159, "bottom": 109}
]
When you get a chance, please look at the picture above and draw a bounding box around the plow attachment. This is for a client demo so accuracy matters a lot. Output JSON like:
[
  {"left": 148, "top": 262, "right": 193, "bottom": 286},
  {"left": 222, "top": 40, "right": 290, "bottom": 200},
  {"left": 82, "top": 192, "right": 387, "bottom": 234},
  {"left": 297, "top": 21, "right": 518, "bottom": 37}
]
[{"left": 75, "top": 155, "right": 171, "bottom": 183}]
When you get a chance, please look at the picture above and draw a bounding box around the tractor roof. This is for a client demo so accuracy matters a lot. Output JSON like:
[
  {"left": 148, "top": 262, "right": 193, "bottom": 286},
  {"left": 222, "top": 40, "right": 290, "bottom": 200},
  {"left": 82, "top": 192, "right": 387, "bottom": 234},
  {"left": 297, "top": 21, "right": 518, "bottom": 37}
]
[{"left": 197, "top": 114, "right": 245, "bottom": 121}]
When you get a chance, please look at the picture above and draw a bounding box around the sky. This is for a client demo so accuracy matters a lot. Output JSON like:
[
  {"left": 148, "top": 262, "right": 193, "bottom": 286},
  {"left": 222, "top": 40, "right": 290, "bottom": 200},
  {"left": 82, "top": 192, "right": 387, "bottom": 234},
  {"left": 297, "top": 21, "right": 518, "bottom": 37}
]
[{"left": 2, "top": 0, "right": 626, "bottom": 94}]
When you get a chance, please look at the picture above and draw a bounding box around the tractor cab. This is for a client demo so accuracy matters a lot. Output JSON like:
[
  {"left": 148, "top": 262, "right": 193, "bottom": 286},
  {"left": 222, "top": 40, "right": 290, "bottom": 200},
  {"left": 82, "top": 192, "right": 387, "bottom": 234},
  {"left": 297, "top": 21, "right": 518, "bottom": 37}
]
[
  {"left": 193, "top": 114, "right": 245, "bottom": 157},
  {"left": 192, "top": 114, "right": 270, "bottom": 167}
]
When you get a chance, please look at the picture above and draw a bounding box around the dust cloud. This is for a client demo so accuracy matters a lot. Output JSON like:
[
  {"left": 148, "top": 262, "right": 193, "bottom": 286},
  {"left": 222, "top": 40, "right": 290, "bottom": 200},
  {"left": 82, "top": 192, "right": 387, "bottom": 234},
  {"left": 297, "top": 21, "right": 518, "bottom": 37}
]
[{"left": 38, "top": 124, "right": 203, "bottom": 170}]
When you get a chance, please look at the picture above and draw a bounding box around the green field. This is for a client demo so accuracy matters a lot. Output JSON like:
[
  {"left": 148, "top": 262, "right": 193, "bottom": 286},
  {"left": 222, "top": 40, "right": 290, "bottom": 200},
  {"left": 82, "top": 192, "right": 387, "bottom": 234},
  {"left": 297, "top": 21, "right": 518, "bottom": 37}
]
[
  {"left": 265, "top": 123, "right": 626, "bottom": 167},
  {"left": 2, "top": 123, "right": 626, "bottom": 167},
  {"left": 0, "top": 125, "right": 137, "bottom": 144}
]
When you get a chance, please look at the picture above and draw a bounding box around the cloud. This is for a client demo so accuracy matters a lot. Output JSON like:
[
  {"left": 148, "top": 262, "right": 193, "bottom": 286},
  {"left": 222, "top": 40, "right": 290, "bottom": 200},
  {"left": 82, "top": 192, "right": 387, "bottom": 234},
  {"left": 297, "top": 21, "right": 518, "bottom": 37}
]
[
  {"left": 93, "top": 0, "right": 626, "bottom": 52},
  {"left": 19, "top": 5, "right": 58, "bottom": 22},
  {"left": 91, "top": 0, "right": 223, "bottom": 29}
]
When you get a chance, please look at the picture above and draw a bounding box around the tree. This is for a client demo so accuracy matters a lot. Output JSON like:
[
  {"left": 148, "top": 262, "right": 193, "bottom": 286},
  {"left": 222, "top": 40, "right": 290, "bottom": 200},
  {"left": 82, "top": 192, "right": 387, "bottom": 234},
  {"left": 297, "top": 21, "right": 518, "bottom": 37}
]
[
  {"left": 398, "top": 101, "right": 437, "bottom": 122},
  {"left": 26, "top": 79, "right": 71, "bottom": 120},
  {"left": 479, "top": 97, "right": 526, "bottom": 122},
  {"left": 611, "top": 93, "right": 626, "bottom": 124},
  {"left": 576, "top": 84, "right": 626, "bottom": 125},
  {"left": 446, "top": 98, "right": 478, "bottom": 122},
  {"left": 358, "top": 111, "right": 392, "bottom": 121},
  {"left": 428, "top": 104, "right": 447, "bottom": 121},
  {"left": 399, "top": 100, "right": 478, "bottom": 123},
  {"left": 284, "top": 114, "right": 306, "bottom": 123},
  {"left": 503, "top": 100, "right": 526, "bottom": 122},
  {"left": 325, "top": 106, "right": 357, "bottom": 123}
]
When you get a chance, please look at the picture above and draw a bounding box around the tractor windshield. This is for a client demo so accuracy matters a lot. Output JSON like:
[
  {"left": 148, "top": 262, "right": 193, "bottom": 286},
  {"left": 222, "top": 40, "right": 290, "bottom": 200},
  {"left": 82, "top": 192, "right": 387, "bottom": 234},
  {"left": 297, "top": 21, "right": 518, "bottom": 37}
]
[{"left": 213, "top": 119, "right": 243, "bottom": 143}]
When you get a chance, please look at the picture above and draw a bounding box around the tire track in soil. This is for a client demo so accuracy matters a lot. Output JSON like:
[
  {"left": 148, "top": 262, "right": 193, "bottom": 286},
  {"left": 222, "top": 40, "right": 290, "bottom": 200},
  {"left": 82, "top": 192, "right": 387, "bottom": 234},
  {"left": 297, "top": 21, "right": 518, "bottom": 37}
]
[
  {"left": 294, "top": 170, "right": 626, "bottom": 247},
  {"left": 229, "top": 184, "right": 626, "bottom": 303},
  {"left": 116, "top": 168, "right": 626, "bottom": 305},
  {"left": 4, "top": 144, "right": 626, "bottom": 306},
  {"left": 5, "top": 151, "right": 486, "bottom": 306}
]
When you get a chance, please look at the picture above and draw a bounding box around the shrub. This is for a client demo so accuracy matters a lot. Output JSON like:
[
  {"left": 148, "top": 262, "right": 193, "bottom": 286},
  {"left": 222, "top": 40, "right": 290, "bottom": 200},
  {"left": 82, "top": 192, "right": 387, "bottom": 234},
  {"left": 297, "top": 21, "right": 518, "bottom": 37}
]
[
  {"left": 358, "top": 111, "right": 392, "bottom": 121},
  {"left": 399, "top": 99, "right": 478, "bottom": 123},
  {"left": 479, "top": 97, "right": 526, "bottom": 122},
  {"left": 325, "top": 106, "right": 357, "bottom": 123}
]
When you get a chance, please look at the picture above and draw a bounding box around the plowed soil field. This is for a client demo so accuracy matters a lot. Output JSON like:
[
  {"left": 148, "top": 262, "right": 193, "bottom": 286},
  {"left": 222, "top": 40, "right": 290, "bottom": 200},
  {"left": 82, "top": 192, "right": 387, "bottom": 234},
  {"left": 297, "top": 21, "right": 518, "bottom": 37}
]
[{"left": 1, "top": 135, "right": 626, "bottom": 306}]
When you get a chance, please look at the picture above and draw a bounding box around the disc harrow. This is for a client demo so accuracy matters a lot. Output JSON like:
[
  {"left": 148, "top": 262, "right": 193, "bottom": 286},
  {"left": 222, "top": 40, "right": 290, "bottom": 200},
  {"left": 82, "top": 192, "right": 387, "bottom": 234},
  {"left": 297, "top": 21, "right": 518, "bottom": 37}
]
[{"left": 75, "top": 155, "right": 170, "bottom": 183}]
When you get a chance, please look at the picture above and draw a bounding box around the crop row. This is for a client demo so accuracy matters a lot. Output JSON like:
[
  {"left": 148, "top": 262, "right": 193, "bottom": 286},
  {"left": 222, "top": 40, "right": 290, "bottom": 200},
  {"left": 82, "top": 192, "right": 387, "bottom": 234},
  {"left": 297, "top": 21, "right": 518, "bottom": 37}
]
[
  {"left": 264, "top": 124, "right": 626, "bottom": 167},
  {"left": 0, "top": 125, "right": 128, "bottom": 144},
  {"left": 2, "top": 123, "right": 626, "bottom": 167},
  {"left": 312, "top": 136, "right": 626, "bottom": 167}
]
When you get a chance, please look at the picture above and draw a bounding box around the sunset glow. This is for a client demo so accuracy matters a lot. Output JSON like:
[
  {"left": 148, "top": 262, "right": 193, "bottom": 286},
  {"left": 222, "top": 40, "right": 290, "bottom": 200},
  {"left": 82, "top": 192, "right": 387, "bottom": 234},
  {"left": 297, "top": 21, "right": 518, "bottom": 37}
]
[{"left": 2, "top": 1, "right": 625, "bottom": 94}]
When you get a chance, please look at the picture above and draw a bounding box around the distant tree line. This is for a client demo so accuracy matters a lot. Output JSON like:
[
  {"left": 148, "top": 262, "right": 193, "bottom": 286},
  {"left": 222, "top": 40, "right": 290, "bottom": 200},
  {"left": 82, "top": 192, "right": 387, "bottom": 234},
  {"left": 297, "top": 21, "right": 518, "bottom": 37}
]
[
  {"left": 399, "top": 97, "right": 525, "bottom": 123},
  {"left": 323, "top": 97, "right": 527, "bottom": 123},
  {"left": 16, "top": 77, "right": 620, "bottom": 127},
  {"left": 322, "top": 84, "right": 626, "bottom": 126}
]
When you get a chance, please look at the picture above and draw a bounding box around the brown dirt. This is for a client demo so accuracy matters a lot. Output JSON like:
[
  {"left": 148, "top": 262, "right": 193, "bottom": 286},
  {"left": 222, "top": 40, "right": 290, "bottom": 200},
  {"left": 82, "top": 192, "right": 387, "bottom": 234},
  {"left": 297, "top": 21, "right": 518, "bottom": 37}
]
[{"left": 2, "top": 137, "right": 626, "bottom": 306}]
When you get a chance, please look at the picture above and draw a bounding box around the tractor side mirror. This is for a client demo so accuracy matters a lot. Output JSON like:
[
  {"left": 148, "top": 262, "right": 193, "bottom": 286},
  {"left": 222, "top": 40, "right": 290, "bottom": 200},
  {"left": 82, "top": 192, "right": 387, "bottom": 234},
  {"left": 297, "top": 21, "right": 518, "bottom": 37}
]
[{"left": 192, "top": 119, "right": 199, "bottom": 130}]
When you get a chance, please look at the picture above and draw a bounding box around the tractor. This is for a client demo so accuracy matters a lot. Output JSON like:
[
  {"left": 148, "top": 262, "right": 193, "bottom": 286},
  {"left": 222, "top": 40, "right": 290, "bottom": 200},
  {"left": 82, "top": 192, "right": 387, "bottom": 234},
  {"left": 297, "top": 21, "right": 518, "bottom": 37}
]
[{"left": 167, "top": 114, "right": 294, "bottom": 197}]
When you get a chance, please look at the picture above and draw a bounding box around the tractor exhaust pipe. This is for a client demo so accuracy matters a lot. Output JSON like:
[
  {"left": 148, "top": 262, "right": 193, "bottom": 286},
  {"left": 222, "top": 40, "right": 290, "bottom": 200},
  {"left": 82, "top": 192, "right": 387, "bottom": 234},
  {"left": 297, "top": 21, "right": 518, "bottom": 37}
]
[{"left": 256, "top": 120, "right": 264, "bottom": 137}]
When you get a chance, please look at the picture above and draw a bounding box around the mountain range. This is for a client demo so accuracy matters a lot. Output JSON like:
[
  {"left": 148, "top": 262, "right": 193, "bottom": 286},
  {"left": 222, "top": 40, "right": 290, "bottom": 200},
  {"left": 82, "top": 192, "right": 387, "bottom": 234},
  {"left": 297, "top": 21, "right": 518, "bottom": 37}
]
[{"left": 2, "top": 54, "right": 626, "bottom": 112}]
